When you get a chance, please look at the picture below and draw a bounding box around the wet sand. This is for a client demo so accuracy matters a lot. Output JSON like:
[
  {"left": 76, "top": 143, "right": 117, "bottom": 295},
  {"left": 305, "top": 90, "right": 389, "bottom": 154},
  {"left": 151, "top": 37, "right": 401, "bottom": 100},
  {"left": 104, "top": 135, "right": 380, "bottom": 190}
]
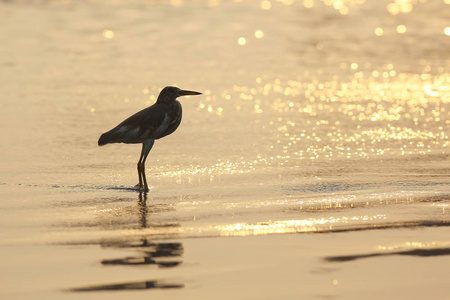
[
  {"left": 2, "top": 227, "right": 450, "bottom": 299},
  {"left": 1, "top": 180, "right": 449, "bottom": 299},
  {"left": 1, "top": 0, "right": 449, "bottom": 299}
]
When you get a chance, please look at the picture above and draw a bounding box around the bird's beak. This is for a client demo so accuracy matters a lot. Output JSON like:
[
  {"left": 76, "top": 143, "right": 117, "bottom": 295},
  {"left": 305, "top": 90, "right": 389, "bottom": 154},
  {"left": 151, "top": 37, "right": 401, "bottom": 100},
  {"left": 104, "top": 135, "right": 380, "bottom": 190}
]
[{"left": 179, "top": 90, "right": 202, "bottom": 96}]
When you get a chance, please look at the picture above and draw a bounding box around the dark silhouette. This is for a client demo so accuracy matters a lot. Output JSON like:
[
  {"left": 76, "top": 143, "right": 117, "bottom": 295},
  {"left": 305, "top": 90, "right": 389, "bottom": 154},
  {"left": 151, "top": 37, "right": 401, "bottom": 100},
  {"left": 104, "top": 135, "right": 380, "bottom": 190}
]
[{"left": 98, "top": 86, "right": 202, "bottom": 192}]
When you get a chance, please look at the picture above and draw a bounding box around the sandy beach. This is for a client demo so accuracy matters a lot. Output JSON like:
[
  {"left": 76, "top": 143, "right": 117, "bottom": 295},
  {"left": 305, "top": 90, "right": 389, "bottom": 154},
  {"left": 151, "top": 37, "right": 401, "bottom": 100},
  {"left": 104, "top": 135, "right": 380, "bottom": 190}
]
[{"left": 0, "top": 0, "right": 449, "bottom": 299}]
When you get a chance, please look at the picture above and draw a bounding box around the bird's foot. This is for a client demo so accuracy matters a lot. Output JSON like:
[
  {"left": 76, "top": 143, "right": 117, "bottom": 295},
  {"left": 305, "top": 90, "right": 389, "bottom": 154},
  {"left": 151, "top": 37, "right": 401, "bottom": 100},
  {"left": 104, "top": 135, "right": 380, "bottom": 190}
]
[{"left": 134, "top": 183, "right": 149, "bottom": 193}]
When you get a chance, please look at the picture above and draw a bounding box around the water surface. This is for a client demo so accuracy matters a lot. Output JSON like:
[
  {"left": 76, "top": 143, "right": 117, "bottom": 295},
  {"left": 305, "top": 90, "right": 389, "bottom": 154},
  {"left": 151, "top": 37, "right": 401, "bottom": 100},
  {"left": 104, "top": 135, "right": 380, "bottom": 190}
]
[{"left": 0, "top": 1, "right": 449, "bottom": 299}]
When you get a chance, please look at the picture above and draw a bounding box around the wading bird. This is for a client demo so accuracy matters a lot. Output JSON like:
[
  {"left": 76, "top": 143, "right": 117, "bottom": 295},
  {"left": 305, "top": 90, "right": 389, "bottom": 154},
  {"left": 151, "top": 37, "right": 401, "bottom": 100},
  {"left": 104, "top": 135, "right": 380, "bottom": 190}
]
[{"left": 98, "top": 86, "right": 202, "bottom": 192}]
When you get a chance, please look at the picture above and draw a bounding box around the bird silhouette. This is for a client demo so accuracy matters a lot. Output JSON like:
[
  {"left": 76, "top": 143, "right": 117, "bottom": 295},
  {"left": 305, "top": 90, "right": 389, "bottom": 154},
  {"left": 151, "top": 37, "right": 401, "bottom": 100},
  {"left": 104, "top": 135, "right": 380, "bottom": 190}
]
[{"left": 98, "top": 86, "right": 202, "bottom": 192}]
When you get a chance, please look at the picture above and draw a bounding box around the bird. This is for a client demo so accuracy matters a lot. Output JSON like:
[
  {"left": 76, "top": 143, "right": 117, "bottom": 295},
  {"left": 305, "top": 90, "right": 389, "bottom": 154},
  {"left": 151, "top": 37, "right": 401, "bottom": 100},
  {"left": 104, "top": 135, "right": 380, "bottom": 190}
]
[{"left": 98, "top": 86, "right": 202, "bottom": 192}]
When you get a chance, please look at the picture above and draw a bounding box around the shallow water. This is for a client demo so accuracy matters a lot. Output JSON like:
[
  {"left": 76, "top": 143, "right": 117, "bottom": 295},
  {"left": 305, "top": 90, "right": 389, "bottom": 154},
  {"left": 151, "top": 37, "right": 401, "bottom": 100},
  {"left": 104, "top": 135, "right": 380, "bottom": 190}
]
[{"left": 0, "top": 0, "right": 449, "bottom": 299}]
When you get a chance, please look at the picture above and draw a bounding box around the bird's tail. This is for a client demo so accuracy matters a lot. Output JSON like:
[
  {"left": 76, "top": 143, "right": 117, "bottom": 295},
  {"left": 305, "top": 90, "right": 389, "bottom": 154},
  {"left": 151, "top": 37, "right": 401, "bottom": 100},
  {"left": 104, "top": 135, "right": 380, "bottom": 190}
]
[{"left": 98, "top": 132, "right": 112, "bottom": 146}]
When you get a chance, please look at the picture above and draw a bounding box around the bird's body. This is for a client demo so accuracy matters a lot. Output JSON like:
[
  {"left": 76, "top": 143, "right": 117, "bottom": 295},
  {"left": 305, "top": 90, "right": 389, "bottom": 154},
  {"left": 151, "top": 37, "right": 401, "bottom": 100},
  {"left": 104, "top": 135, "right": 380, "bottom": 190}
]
[
  {"left": 98, "top": 99, "right": 182, "bottom": 145},
  {"left": 98, "top": 86, "right": 202, "bottom": 192}
]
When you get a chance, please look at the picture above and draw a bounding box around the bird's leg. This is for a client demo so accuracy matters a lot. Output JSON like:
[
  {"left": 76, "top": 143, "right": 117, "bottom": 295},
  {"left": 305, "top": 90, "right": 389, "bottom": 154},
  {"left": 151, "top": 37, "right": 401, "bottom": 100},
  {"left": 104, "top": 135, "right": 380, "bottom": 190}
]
[
  {"left": 139, "top": 140, "right": 154, "bottom": 192},
  {"left": 136, "top": 144, "right": 147, "bottom": 191},
  {"left": 141, "top": 166, "right": 149, "bottom": 192}
]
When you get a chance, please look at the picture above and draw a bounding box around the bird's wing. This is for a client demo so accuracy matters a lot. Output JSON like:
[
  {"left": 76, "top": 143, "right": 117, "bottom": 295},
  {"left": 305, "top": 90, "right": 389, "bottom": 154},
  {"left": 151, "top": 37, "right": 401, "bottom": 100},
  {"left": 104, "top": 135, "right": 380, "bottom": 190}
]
[
  {"left": 140, "top": 105, "right": 172, "bottom": 135},
  {"left": 100, "top": 104, "right": 169, "bottom": 144}
]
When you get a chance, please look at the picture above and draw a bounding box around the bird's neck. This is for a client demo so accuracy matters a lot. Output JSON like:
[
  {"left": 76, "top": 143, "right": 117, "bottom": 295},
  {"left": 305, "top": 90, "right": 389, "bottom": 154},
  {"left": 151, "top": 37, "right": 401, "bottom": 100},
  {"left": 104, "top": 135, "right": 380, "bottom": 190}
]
[
  {"left": 158, "top": 99, "right": 173, "bottom": 105},
  {"left": 156, "top": 99, "right": 180, "bottom": 107}
]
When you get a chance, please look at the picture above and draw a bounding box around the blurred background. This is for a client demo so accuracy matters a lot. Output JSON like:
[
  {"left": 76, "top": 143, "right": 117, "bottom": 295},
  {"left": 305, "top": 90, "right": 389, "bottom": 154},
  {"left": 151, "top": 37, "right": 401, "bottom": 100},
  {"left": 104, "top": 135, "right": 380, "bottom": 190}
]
[
  {"left": 1, "top": 0, "right": 448, "bottom": 186},
  {"left": 0, "top": 0, "right": 449, "bottom": 298}
]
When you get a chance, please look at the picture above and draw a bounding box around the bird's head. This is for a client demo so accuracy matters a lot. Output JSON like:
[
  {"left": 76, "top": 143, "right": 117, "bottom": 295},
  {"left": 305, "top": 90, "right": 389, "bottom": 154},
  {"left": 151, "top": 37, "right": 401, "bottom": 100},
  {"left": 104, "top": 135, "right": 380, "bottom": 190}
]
[{"left": 157, "top": 86, "right": 202, "bottom": 104}]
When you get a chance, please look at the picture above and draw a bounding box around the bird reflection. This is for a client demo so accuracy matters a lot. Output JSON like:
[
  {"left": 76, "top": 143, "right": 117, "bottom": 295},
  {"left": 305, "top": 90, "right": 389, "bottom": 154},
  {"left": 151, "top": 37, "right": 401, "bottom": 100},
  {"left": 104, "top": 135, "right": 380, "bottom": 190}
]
[
  {"left": 138, "top": 191, "right": 148, "bottom": 228},
  {"left": 135, "top": 192, "right": 179, "bottom": 229},
  {"left": 70, "top": 233, "right": 185, "bottom": 292},
  {"left": 97, "top": 193, "right": 183, "bottom": 268},
  {"left": 100, "top": 238, "right": 183, "bottom": 268},
  {"left": 70, "top": 280, "right": 183, "bottom": 292}
]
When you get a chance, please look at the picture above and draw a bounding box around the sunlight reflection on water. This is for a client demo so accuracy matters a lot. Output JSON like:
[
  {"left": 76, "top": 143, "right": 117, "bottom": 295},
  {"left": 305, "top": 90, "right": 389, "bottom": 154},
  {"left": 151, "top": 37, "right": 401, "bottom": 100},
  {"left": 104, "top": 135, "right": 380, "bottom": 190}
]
[
  {"left": 0, "top": 0, "right": 449, "bottom": 243},
  {"left": 1, "top": 1, "right": 450, "bottom": 298},
  {"left": 155, "top": 67, "right": 449, "bottom": 179},
  {"left": 214, "top": 215, "right": 388, "bottom": 236}
]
